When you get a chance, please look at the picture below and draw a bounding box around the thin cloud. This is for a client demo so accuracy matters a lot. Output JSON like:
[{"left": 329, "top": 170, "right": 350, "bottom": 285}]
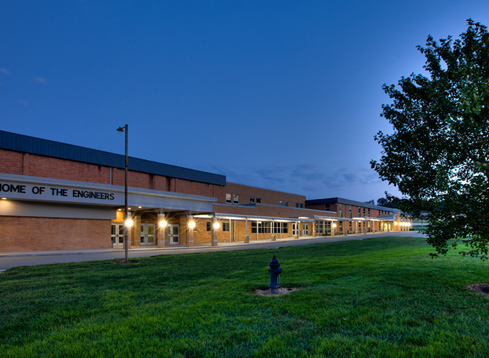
[
  {"left": 31, "top": 77, "right": 47, "bottom": 84},
  {"left": 0, "top": 67, "right": 11, "bottom": 75}
]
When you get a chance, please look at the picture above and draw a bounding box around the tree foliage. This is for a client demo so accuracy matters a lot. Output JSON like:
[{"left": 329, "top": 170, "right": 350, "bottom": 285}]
[{"left": 371, "top": 20, "right": 489, "bottom": 259}]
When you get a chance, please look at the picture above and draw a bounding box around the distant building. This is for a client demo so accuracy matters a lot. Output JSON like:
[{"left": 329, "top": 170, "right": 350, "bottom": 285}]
[{"left": 0, "top": 130, "right": 410, "bottom": 252}]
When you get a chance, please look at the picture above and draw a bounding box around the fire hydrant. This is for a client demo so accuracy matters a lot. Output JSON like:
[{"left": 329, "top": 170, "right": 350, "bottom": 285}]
[{"left": 268, "top": 255, "right": 282, "bottom": 294}]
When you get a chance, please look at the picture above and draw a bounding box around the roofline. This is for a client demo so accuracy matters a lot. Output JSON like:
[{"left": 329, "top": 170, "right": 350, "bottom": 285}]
[
  {"left": 0, "top": 130, "right": 226, "bottom": 186},
  {"left": 305, "top": 197, "right": 401, "bottom": 212}
]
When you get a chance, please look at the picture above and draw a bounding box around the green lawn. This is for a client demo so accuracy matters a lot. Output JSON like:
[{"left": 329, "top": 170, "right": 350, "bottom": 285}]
[{"left": 1, "top": 236, "right": 489, "bottom": 357}]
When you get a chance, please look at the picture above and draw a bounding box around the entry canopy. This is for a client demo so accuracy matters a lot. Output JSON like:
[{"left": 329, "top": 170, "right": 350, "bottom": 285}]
[
  {"left": 194, "top": 213, "right": 315, "bottom": 223},
  {"left": 0, "top": 173, "right": 216, "bottom": 214}
]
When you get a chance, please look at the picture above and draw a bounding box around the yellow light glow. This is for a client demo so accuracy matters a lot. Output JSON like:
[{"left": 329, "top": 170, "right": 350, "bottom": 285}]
[
  {"left": 138, "top": 206, "right": 142, "bottom": 209},
  {"left": 1, "top": 198, "right": 7, "bottom": 200},
  {"left": 332, "top": 223, "right": 337, "bottom": 228},
  {"left": 213, "top": 222, "right": 220, "bottom": 229},
  {"left": 188, "top": 221, "right": 196, "bottom": 229},
  {"left": 125, "top": 218, "right": 134, "bottom": 228},
  {"left": 159, "top": 220, "right": 167, "bottom": 228}
]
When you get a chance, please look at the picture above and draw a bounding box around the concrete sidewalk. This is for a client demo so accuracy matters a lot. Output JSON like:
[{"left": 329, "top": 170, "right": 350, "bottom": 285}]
[{"left": 0, "top": 231, "right": 425, "bottom": 258}]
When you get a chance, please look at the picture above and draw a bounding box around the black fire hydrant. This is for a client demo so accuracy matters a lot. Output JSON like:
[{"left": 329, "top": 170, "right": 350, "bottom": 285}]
[{"left": 268, "top": 255, "right": 282, "bottom": 294}]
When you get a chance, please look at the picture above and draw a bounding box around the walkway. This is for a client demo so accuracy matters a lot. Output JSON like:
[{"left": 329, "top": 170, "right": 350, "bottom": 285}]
[{"left": 0, "top": 231, "right": 426, "bottom": 271}]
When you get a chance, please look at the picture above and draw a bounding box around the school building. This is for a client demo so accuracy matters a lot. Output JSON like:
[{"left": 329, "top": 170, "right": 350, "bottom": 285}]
[{"left": 0, "top": 130, "right": 410, "bottom": 252}]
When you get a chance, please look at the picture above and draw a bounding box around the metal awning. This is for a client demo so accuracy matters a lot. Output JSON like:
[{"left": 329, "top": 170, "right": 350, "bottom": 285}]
[{"left": 194, "top": 213, "right": 315, "bottom": 223}]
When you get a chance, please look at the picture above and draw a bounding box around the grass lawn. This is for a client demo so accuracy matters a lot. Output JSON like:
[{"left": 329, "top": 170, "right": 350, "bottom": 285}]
[{"left": 1, "top": 236, "right": 489, "bottom": 357}]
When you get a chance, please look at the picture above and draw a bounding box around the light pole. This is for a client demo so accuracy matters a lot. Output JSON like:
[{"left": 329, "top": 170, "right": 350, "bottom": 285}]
[{"left": 117, "top": 124, "right": 129, "bottom": 263}]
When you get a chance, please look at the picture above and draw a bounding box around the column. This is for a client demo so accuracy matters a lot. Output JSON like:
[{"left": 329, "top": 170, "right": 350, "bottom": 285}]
[
  {"left": 312, "top": 222, "right": 316, "bottom": 237},
  {"left": 212, "top": 218, "right": 218, "bottom": 246},
  {"left": 157, "top": 214, "right": 167, "bottom": 248},
  {"left": 187, "top": 216, "right": 194, "bottom": 247},
  {"left": 126, "top": 212, "right": 132, "bottom": 249},
  {"left": 244, "top": 218, "right": 249, "bottom": 243},
  {"left": 271, "top": 221, "right": 276, "bottom": 241}
]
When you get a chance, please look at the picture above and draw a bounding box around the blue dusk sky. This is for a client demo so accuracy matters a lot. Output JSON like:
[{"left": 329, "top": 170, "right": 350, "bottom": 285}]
[{"left": 1, "top": 1, "right": 489, "bottom": 202}]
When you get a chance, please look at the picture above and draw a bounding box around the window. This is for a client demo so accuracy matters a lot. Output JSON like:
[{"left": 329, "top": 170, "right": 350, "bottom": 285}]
[
  {"left": 325, "top": 204, "right": 331, "bottom": 211},
  {"left": 339, "top": 205, "right": 342, "bottom": 217},
  {"left": 223, "top": 222, "right": 230, "bottom": 232},
  {"left": 206, "top": 222, "right": 212, "bottom": 231},
  {"left": 368, "top": 208, "right": 371, "bottom": 217},
  {"left": 256, "top": 198, "right": 261, "bottom": 203},
  {"left": 284, "top": 202, "right": 288, "bottom": 207},
  {"left": 358, "top": 208, "right": 361, "bottom": 217},
  {"left": 250, "top": 197, "right": 255, "bottom": 203},
  {"left": 300, "top": 203, "right": 303, "bottom": 208},
  {"left": 273, "top": 222, "right": 288, "bottom": 234},
  {"left": 279, "top": 201, "right": 283, "bottom": 206},
  {"left": 349, "top": 221, "right": 352, "bottom": 231},
  {"left": 233, "top": 194, "right": 239, "bottom": 204},
  {"left": 363, "top": 208, "right": 366, "bottom": 216},
  {"left": 349, "top": 206, "right": 352, "bottom": 218},
  {"left": 296, "top": 203, "right": 299, "bottom": 208},
  {"left": 226, "top": 194, "right": 232, "bottom": 203},
  {"left": 251, "top": 222, "right": 271, "bottom": 234},
  {"left": 316, "top": 221, "right": 331, "bottom": 234}
]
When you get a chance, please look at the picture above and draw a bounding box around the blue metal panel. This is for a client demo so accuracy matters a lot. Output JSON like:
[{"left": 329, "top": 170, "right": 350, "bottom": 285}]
[{"left": 0, "top": 130, "right": 226, "bottom": 186}]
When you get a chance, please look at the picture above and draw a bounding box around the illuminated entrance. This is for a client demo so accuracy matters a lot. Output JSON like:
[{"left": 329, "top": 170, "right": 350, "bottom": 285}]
[
  {"left": 168, "top": 224, "right": 180, "bottom": 245},
  {"left": 111, "top": 223, "right": 124, "bottom": 246},
  {"left": 140, "top": 223, "right": 156, "bottom": 245}
]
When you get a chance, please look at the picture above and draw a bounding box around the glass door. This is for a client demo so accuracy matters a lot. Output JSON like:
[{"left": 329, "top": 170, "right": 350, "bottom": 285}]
[
  {"left": 168, "top": 224, "right": 180, "bottom": 245},
  {"left": 292, "top": 223, "right": 299, "bottom": 236},
  {"left": 140, "top": 223, "right": 156, "bottom": 245},
  {"left": 111, "top": 224, "right": 124, "bottom": 246}
]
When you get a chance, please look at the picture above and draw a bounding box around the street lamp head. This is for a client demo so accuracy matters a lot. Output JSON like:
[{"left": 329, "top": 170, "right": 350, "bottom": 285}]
[{"left": 116, "top": 126, "right": 125, "bottom": 133}]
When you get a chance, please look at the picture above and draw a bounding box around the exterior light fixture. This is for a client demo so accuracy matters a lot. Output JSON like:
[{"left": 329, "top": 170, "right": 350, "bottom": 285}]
[
  {"left": 1, "top": 197, "right": 7, "bottom": 200},
  {"left": 159, "top": 220, "right": 167, "bottom": 228},
  {"left": 188, "top": 221, "right": 196, "bottom": 229},
  {"left": 213, "top": 222, "right": 220, "bottom": 229},
  {"left": 125, "top": 218, "right": 134, "bottom": 228},
  {"left": 332, "top": 223, "right": 337, "bottom": 228},
  {"left": 138, "top": 206, "right": 142, "bottom": 209}
]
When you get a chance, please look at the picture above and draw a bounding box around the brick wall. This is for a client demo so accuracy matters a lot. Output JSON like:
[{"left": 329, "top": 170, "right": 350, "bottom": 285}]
[
  {"left": 215, "top": 182, "right": 305, "bottom": 206},
  {"left": 0, "top": 217, "right": 111, "bottom": 251},
  {"left": 0, "top": 149, "right": 218, "bottom": 197}
]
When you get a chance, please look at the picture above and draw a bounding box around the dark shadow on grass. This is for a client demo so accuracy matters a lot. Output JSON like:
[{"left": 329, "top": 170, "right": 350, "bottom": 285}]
[
  {"left": 114, "top": 260, "right": 139, "bottom": 265},
  {"left": 467, "top": 283, "right": 489, "bottom": 297}
]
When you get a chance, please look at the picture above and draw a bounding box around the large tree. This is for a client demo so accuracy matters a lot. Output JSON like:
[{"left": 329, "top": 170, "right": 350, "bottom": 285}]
[{"left": 371, "top": 20, "right": 489, "bottom": 259}]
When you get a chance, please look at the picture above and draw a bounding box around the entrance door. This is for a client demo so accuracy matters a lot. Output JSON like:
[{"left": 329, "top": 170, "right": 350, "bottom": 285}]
[
  {"left": 168, "top": 224, "right": 180, "bottom": 245},
  {"left": 111, "top": 224, "right": 124, "bottom": 246},
  {"left": 140, "top": 223, "right": 156, "bottom": 245},
  {"left": 302, "top": 223, "right": 309, "bottom": 236},
  {"left": 292, "top": 223, "right": 299, "bottom": 237}
]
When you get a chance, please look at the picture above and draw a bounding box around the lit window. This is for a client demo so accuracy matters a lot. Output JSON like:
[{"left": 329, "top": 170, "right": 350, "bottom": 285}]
[
  {"left": 233, "top": 194, "right": 239, "bottom": 204},
  {"left": 223, "top": 222, "right": 230, "bottom": 232},
  {"left": 279, "top": 201, "right": 283, "bottom": 206},
  {"left": 226, "top": 194, "right": 231, "bottom": 203}
]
